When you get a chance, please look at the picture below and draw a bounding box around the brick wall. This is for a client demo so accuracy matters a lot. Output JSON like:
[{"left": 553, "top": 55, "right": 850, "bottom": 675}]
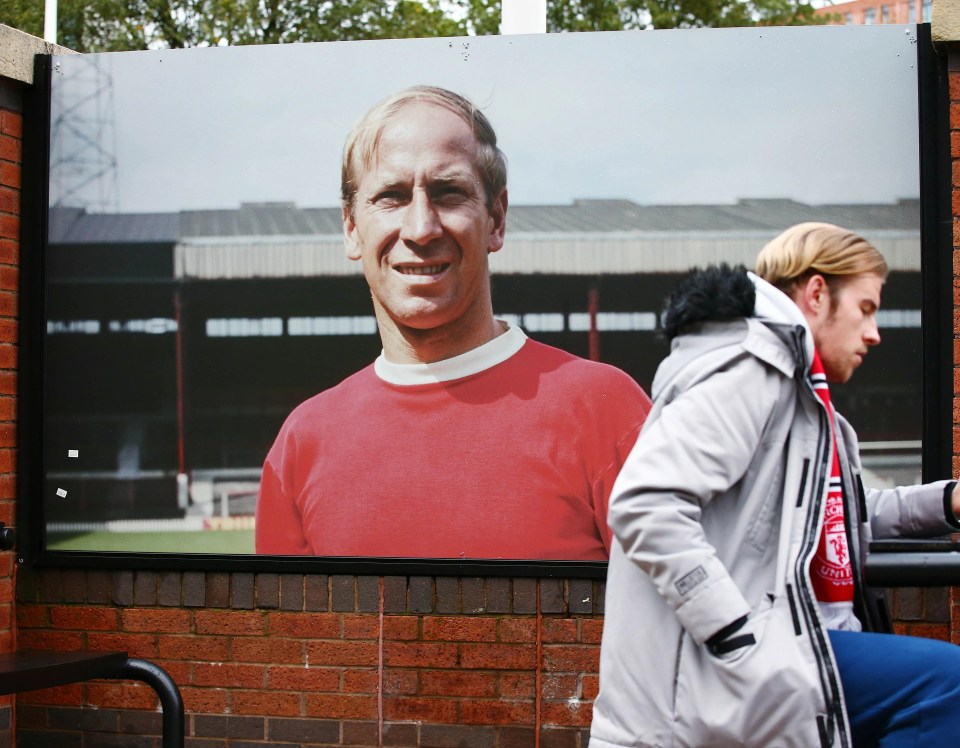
[
  {"left": 15, "top": 572, "right": 604, "bottom": 747},
  {"left": 0, "top": 72, "right": 21, "bottom": 748}
]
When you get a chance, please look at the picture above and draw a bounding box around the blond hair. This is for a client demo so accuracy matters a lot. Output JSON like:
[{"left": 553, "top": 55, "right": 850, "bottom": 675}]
[
  {"left": 755, "top": 222, "right": 888, "bottom": 297},
  {"left": 341, "top": 85, "right": 507, "bottom": 217}
]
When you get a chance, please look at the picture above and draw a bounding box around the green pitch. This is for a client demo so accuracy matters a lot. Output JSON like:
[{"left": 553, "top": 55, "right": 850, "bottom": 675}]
[{"left": 47, "top": 529, "right": 256, "bottom": 554}]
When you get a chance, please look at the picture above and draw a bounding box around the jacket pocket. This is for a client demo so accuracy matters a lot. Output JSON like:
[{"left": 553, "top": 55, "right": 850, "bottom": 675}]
[{"left": 674, "top": 599, "right": 826, "bottom": 748}]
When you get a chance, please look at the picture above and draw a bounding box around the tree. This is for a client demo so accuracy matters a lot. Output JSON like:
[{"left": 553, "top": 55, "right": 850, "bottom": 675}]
[
  {"left": 0, "top": 0, "right": 824, "bottom": 52},
  {"left": 547, "top": 0, "right": 823, "bottom": 31}
]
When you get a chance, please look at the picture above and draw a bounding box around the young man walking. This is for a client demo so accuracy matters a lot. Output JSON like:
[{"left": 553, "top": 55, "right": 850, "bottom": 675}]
[{"left": 591, "top": 223, "right": 960, "bottom": 747}]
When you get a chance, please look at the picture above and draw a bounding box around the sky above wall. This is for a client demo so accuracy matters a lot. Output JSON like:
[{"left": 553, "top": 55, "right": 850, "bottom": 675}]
[{"left": 48, "top": 23, "right": 922, "bottom": 214}]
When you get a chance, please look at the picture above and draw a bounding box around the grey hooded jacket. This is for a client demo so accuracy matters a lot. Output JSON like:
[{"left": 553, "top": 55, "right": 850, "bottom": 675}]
[{"left": 589, "top": 268, "right": 955, "bottom": 748}]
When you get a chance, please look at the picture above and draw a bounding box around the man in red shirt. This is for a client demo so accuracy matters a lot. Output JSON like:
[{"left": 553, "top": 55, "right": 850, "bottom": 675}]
[{"left": 255, "top": 86, "right": 651, "bottom": 560}]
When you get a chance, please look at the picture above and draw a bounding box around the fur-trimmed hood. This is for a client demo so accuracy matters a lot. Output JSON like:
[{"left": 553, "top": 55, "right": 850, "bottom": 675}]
[
  {"left": 661, "top": 264, "right": 755, "bottom": 341},
  {"left": 660, "top": 263, "right": 815, "bottom": 367}
]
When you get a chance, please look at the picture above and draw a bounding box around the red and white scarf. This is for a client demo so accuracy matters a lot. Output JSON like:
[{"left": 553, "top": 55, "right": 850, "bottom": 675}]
[{"left": 809, "top": 351, "right": 856, "bottom": 626}]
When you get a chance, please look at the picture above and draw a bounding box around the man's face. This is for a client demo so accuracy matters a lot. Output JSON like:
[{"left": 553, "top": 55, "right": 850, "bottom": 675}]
[
  {"left": 343, "top": 102, "right": 507, "bottom": 342},
  {"left": 811, "top": 272, "right": 883, "bottom": 384}
]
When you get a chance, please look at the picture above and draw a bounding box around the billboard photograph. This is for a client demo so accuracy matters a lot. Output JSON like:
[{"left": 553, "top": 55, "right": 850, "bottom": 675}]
[{"left": 30, "top": 23, "right": 929, "bottom": 568}]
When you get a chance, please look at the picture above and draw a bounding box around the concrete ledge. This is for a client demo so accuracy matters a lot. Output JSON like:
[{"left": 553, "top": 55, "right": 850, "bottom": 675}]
[
  {"left": 0, "top": 24, "right": 74, "bottom": 86},
  {"left": 934, "top": 0, "right": 960, "bottom": 42}
]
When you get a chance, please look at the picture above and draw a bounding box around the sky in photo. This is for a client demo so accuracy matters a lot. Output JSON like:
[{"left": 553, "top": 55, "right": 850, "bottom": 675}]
[{"left": 48, "top": 23, "right": 922, "bottom": 213}]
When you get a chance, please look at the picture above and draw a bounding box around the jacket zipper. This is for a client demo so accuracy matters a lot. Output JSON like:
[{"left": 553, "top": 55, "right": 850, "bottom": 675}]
[{"left": 792, "top": 327, "right": 850, "bottom": 748}]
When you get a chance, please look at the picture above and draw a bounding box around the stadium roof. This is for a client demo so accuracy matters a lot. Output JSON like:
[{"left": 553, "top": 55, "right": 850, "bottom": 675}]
[{"left": 49, "top": 198, "right": 923, "bottom": 279}]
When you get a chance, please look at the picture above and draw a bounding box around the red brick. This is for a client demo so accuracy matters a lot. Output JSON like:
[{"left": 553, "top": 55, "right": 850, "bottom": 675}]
[
  {"left": 0, "top": 163, "right": 18, "bottom": 190},
  {"left": 17, "top": 683, "right": 83, "bottom": 705},
  {"left": 500, "top": 617, "right": 538, "bottom": 643},
  {"left": 460, "top": 643, "right": 536, "bottom": 670},
  {"left": 384, "top": 696, "right": 458, "bottom": 723},
  {"left": 87, "top": 681, "right": 158, "bottom": 710},
  {"left": 954, "top": 131, "right": 960, "bottom": 158},
  {"left": 16, "top": 630, "right": 84, "bottom": 650},
  {"left": 194, "top": 662, "right": 266, "bottom": 689},
  {"left": 420, "top": 671, "right": 496, "bottom": 698},
  {"left": 232, "top": 689, "right": 302, "bottom": 716},
  {"left": 0, "top": 474, "right": 14, "bottom": 498},
  {"left": 50, "top": 606, "right": 119, "bottom": 631},
  {"left": 949, "top": 72, "right": 960, "bottom": 102},
  {"left": 0, "top": 215, "right": 17, "bottom": 241},
  {"left": 581, "top": 674, "right": 599, "bottom": 701},
  {"left": 542, "top": 645, "right": 600, "bottom": 673},
  {"left": 158, "top": 634, "right": 228, "bottom": 661},
  {"left": 233, "top": 637, "right": 303, "bottom": 664},
  {"left": 343, "top": 668, "right": 379, "bottom": 694},
  {"left": 383, "top": 669, "right": 418, "bottom": 695},
  {"left": 268, "top": 611, "right": 341, "bottom": 638},
  {"left": 383, "top": 641, "right": 458, "bottom": 669},
  {"left": 0, "top": 187, "right": 17, "bottom": 215},
  {"left": 122, "top": 608, "right": 191, "bottom": 633},
  {"left": 0, "top": 240, "right": 17, "bottom": 265},
  {"left": 0, "top": 317, "right": 17, "bottom": 343},
  {"left": 460, "top": 699, "right": 535, "bottom": 725},
  {"left": 87, "top": 632, "right": 159, "bottom": 659},
  {"left": 342, "top": 614, "right": 379, "bottom": 639},
  {"left": 578, "top": 619, "right": 603, "bottom": 644},
  {"left": 541, "top": 700, "right": 593, "bottom": 727},
  {"left": 423, "top": 616, "right": 497, "bottom": 642},
  {"left": 266, "top": 665, "right": 340, "bottom": 692},
  {"left": 0, "top": 348, "right": 18, "bottom": 369},
  {"left": 0, "top": 372, "right": 15, "bottom": 396},
  {"left": 303, "top": 693, "right": 378, "bottom": 719},
  {"left": 0, "top": 111, "right": 21, "bottom": 139},
  {"left": 0, "top": 268, "right": 20, "bottom": 294},
  {"left": 15, "top": 604, "right": 49, "bottom": 628},
  {"left": 181, "top": 686, "right": 229, "bottom": 714},
  {"left": 498, "top": 673, "right": 536, "bottom": 698},
  {"left": 307, "top": 640, "right": 378, "bottom": 667},
  {"left": 0, "top": 135, "right": 19, "bottom": 164},
  {"left": 542, "top": 674, "right": 578, "bottom": 700},
  {"left": 383, "top": 615, "right": 419, "bottom": 640},
  {"left": 194, "top": 609, "right": 266, "bottom": 636}
]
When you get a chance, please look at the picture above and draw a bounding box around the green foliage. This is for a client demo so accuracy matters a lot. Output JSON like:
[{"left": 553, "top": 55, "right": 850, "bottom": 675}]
[
  {"left": 547, "top": 0, "right": 824, "bottom": 31},
  {"left": 1, "top": 0, "right": 825, "bottom": 52}
]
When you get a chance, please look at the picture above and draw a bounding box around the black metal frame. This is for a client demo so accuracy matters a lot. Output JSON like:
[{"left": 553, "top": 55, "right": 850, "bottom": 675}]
[
  {"left": 918, "top": 24, "right": 954, "bottom": 487},
  {"left": 16, "top": 26, "right": 955, "bottom": 582}
]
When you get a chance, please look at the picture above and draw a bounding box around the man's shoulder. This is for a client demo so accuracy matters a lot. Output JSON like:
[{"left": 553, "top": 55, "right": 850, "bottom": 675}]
[
  {"left": 283, "top": 363, "right": 380, "bottom": 424},
  {"left": 518, "top": 339, "right": 647, "bottom": 397}
]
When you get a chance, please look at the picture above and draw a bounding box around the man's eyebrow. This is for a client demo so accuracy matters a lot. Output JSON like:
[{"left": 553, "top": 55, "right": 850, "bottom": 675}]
[{"left": 429, "top": 172, "right": 480, "bottom": 190}]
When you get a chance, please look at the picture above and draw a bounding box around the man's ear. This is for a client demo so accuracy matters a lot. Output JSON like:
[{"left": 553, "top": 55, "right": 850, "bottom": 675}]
[
  {"left": 343, "top": 204, "right": 361, "bottom": 261},
  {"left": 797, "top": 274, "right": 829, "bottom": 317},
  {"left": 487, "top": 188, "right": 508, "bottom": 254}
]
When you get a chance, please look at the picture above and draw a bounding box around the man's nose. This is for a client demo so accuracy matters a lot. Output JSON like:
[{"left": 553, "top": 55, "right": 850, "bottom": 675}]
[
  {"left": 865, "top": 318, "right": 881, "bottom": 346},
  {"left": 400, "top": 191, "right": 443, "bottom": 245}
]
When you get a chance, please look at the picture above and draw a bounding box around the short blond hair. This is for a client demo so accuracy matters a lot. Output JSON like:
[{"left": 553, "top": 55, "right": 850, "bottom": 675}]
[
  {"left": 341, "top": 85, "right": 507, "bottom": 217},
  {"left": 755, "top": 222, "right": 888, "bottom": 297}
]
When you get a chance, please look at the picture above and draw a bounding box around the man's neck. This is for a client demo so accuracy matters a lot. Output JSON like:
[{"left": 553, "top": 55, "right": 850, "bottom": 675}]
[{"left": 378, "top": 316, "right": 508, "bottom": 365}]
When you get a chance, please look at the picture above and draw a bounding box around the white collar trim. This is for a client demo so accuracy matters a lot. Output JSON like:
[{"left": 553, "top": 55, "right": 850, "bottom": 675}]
[
  {"left": 374, "top": 322, "right": 527, "bottom": 385},
  {"left": 749, "top": 271, "right": 815, "bottom": 366}
]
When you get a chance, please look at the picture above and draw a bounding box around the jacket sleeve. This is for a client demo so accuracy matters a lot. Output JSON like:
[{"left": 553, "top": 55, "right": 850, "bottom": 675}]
[
  {"left": 836, "top": 415, "right": 957, "bottom": 538},
  {"left": 863, "top": 482, "right": 956, "bottom": 539},
  {"left": 608, "top": 354, "right": 783, "bottom": 645}
]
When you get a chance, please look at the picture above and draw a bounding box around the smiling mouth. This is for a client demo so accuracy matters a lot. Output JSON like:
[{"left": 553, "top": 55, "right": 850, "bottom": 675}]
[{"left": 396, "top": 264, "right": 449, "bottom": 275}]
